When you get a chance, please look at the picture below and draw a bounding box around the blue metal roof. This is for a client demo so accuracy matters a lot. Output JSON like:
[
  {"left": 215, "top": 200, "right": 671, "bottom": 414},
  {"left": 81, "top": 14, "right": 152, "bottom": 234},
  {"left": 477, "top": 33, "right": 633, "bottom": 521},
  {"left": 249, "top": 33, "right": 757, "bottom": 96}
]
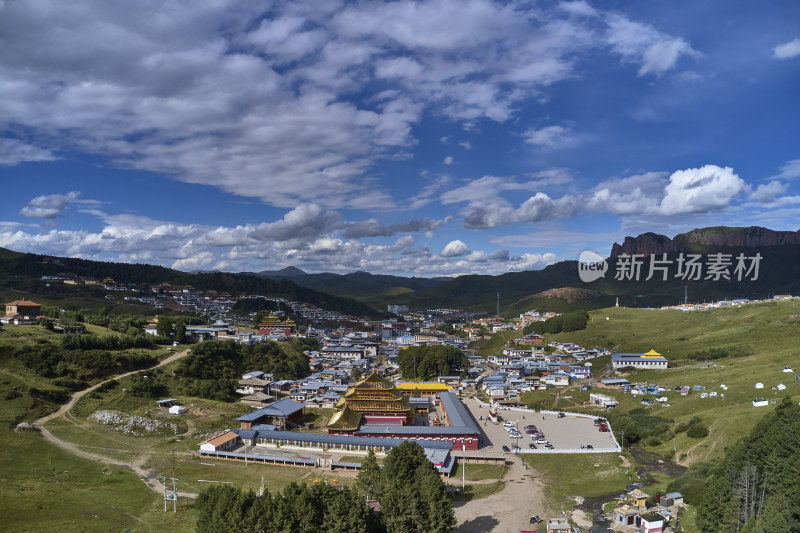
[
  {"left": 601, "top": 379, "right": 631, "bottom": 385},
  {"left": 438, "top": 391, "right": 476, "bottom": 429},
  {"left": 236, "top": 398, "right": 305, "bottom": 421},
  {"left": 251, "top": 429, "right": 453, "bottom": 449}
]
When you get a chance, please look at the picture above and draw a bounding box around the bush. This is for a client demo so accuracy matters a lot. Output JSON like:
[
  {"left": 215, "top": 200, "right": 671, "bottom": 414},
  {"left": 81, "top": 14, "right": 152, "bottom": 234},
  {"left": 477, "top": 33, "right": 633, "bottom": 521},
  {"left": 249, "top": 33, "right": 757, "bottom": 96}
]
[{"left": 686, "top": 423, "right": 709, "bottom": 439}]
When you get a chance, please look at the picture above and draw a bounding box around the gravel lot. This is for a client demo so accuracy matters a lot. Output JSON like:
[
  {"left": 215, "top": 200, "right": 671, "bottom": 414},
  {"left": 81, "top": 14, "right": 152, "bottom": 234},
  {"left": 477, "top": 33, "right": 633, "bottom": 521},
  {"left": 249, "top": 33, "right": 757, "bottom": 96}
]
[{"left": 462, "top": 398, "right": 619, "bottom": 453}]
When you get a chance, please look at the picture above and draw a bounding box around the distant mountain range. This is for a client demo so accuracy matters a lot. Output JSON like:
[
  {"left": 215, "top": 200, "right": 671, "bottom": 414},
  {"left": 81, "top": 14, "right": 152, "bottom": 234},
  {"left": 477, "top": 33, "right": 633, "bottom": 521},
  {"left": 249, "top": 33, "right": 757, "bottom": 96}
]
[
  {"left": 248, "top": 267, "right": 451, "bottom": 309},
  {"left": 248, "top": 226, "right": 800, "bottom": 314},
  {"left": 1, "top": 226, "right": 798, "bottom": 317}
]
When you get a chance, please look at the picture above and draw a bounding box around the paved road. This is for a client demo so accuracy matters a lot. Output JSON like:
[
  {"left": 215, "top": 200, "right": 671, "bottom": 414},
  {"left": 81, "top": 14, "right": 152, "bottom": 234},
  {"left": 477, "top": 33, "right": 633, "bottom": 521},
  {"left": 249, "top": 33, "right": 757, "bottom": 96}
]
[{"left": 33, "top": 349, "right": 199, "bottom": 498}]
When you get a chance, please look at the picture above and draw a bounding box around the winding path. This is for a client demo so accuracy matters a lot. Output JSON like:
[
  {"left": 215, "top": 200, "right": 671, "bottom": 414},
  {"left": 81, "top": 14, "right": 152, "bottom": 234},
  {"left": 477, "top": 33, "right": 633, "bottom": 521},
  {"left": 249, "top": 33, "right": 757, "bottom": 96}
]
[{"left": 32, "top": 349, "right": 199, "bottom": 498}]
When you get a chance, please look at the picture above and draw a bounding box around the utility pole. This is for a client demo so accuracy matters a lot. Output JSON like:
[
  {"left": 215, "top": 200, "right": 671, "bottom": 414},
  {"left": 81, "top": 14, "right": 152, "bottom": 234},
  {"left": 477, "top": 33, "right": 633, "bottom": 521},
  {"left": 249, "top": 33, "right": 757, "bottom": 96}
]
[
  {"left": 684, "top": 286, "right": 688, "bottom": 305},
  {"left": 462, "top": 444, "right": 466, "bottom": 493}
]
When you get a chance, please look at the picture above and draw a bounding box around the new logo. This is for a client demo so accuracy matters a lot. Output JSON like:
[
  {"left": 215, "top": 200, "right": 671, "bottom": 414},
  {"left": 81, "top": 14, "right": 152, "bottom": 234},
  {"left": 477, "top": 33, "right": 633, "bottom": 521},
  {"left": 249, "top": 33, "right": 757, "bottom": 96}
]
[{"left": 578, "top": 251, "right": 607, "bottom": 282}]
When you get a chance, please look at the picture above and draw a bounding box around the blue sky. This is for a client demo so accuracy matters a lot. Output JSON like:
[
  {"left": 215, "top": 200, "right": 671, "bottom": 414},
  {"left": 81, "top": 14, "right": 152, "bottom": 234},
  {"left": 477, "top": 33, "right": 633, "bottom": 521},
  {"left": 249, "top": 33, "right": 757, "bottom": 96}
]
[{"left": 1, "top": 0, "right": 799, "bottom": 277}]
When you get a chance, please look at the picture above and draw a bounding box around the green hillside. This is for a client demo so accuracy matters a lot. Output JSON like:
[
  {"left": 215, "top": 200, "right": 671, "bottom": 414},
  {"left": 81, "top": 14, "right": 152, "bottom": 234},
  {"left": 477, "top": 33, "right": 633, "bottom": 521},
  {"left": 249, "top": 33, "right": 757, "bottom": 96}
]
[
  {"left": 533, "top": 300, "right": 800, "bottom": 466},
  {"left": 0, "top": 248, "right": 380, "bottom": 318}
]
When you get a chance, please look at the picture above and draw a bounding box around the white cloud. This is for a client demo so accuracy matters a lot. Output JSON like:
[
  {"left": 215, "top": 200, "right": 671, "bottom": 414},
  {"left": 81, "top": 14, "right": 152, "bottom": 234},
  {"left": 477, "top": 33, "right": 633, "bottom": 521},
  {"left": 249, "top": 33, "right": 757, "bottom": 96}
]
[
  {"left": 658, "top": 165, "right": 746, "bottom": 215},
  {"left": 606, "top": 14, "right": 697, "bottom": 76},
  {"left": 444, "top": 165, "right": 750, "bottom": 230},
  {"left": 509, "top": 252, "right": 558, "bottom": 270},
  {"left": 774, "top": 38, "right": 800, "bottom": 59},
  {"left": 522, "top": 125, "right": 574, "bottom": 149},
  {"left": 588, "top": 172, "right": 667, "bottom": 215},
  {"left": 0, "top": 0, "right": 698, "bottom": 213},
  {"left": 440, "top": 240, "right": 471, "bottom": 257},
  {"left": 443, "top": 156, "right": 453, "bottom": 165},
  {"left": 0, "top": 138, "right": 57, "bottom": 166},
  {"left": 559, "top": 1, "right": 598, "bottom": 18},
  {"left": 18, "top": 191, "right": 101, "bottom": 220},
  {"left": 770, "top": 159, "right": 800, "bottom": 180},
  {"left": 749, "top": 181, "right": 788, "bottom": 203}
]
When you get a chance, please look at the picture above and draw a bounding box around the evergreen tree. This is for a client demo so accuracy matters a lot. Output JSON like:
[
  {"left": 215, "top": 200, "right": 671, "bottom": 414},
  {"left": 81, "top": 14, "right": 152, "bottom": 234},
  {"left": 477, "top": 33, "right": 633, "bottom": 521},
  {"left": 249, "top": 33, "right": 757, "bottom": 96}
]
[
  {"left": 156, "top": 315, "right": 172, "bottom": 338},
  {"left": 380, "top": 442, "right": 456, "bottom": 533},
  {"left": 174, "top": 320, "right": 187, "bottom": 344},
  {"left": 356, "top": 449, "right": 384, "bottom": 501}
]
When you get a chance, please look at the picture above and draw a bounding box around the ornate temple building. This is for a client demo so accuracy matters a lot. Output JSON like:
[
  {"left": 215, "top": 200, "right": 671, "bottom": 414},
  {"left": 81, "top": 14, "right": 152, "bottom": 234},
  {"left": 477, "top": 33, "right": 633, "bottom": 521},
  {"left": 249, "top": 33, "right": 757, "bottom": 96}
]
[
  {"left": 327, "top": 373, "right": 415, "bottom": 433},
  {"left": 257, "top": 313, "right": 296, "bottom": 336}
]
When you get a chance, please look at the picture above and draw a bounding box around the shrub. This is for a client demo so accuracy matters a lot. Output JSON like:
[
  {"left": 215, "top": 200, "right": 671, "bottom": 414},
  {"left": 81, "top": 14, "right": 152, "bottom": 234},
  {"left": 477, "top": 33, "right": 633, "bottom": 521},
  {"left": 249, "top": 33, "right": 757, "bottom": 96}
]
[{"left": 686, "top": 423, "right": 709, "bottom": 439}]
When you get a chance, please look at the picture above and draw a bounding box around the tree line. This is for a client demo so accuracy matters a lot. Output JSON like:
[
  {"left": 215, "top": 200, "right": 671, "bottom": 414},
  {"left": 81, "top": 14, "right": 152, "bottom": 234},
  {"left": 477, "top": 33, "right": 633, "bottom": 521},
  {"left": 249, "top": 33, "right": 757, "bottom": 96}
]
[
  {"left": 693, "top": 397, "right": 800, "bottom": 532},
  {"left": 523, "top": 310, "right": 589, "bottom": 335},
  {"left": 166, "top": 339, "right": 316, "bottom": 401},
  {"left": 396, "top": 345, "right": 469, "bottom": 380},
  {"left": 194, "top": 441, "right": 456, "bottom": 533}
]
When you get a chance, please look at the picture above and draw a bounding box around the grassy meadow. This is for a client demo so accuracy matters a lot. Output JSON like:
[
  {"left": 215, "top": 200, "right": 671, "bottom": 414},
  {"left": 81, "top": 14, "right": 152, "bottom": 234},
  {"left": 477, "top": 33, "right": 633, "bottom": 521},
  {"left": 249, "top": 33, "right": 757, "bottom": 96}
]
[
  {"left": 539, "top": 301, "right": 800, "bottom": 465},
  {"left": 1, "top": 299, "right": 799, "bottom": 531}
]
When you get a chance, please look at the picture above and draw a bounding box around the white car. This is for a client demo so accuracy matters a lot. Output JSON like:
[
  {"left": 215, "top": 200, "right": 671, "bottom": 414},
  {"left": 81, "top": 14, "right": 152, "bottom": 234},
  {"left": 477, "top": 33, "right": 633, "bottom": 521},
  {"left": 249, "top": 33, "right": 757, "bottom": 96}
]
[{"left": 535, "top": 437, "right": 548, "bottom": 444}]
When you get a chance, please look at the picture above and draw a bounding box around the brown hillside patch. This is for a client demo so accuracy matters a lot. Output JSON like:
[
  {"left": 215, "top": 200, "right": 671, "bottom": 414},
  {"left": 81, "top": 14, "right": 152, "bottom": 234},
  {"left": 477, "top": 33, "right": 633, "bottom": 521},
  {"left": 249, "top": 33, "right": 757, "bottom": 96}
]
[{"left": 527, "top": 287, "right": 603, "bottom": 304}]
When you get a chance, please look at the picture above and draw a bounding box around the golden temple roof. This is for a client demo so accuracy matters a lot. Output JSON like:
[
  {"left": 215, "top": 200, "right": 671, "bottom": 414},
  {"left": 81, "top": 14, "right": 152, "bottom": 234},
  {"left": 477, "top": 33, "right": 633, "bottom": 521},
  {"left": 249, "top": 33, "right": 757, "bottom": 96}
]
[{"left": 327, "top": 406, "right": 362, "bottom": 431}]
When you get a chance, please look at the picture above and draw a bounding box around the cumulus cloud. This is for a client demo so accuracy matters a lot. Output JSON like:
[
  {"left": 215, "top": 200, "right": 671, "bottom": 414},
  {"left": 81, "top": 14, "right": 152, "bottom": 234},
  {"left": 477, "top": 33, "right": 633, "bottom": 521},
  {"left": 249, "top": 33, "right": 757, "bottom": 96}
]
[
  {"left": 19, "top": 191, "right": 100, "bottom": 220},
  {"left": 588, "top": 172, "right": 667, "bottom": 215},
  {"left": 445, "top": 165, "right": 749, "bottom": 230},
  {"left": 443, "top": 156, "right": 453, "bottom": 165},
  {"left": 1, "top": 205, "right": 535, "bottom": 277},
  {"left": 440, "top": 240, "right": 471, "bottom": 257},
  {"left": 340, "top": 216, "right": 451, "bottom": 239},
  {"left": 749, "top": 181, "right": 788, "bottom": 203},
  {"left": 0, "top": 0, "right": 696, "bottom": 212},
  {"left": 658, "top": 165, "right": 746, "bottom": 215},
  {"left": 508, "top": 252, "right": 558, "bottom": 270},
  {"left": 774, "top": 38, "right": 800, "bottom": 59}
]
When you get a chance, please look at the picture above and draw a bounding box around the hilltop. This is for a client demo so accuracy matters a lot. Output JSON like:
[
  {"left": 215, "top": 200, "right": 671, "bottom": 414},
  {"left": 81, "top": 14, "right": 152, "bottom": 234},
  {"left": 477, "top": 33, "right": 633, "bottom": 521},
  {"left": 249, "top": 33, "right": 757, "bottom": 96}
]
[{"left": 0, "top": 249, "right": 380, "bottom": 319}]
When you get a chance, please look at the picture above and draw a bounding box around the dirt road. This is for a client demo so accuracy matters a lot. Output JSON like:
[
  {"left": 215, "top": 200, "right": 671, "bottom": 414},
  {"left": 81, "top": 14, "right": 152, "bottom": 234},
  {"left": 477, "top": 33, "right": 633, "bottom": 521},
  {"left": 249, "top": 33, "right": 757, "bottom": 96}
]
[
  {"left": 32, "top": 349, "right": 198, "bottom": 498},
  {"left": 455, "top": 455, "right": 546, "bottom": 532}
]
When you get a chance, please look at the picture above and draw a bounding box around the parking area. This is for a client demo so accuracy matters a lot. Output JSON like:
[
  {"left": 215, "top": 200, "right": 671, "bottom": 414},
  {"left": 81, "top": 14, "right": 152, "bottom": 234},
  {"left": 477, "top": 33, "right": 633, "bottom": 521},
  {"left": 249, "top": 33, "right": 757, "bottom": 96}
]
[{"left": 462, "top": 397, "right": 618, "bottom": 453}]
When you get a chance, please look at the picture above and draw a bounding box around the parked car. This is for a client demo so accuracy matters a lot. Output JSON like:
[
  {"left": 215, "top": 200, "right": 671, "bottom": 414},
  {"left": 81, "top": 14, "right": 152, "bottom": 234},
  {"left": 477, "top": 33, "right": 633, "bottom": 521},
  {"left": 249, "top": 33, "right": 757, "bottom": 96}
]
[
  {"left": 535, "top": 437, "right": 548, "bottom": 444},
  {"left": 557, "top": 412, "right": 565, "bottom": 418},
  {"left": 544, "top": 443, "right": 554, "bottom": 449},
  {"left": 502, "top": 445, "right": 511, "bottom": 452},
  {"left": 594, "top": 418, "right": 606, "bottom": 426},
  {"left": 528, "top": 443, "right": 537, "bottom": 449},
  {"left": 512, "top": 445, "right": 521, "bottom": 453},
  {"left": 585, "top": 444, "right": 594, "bottom": 449},
  {"left": 599, "top": 426, "right": 610, "bottom": 432}
]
